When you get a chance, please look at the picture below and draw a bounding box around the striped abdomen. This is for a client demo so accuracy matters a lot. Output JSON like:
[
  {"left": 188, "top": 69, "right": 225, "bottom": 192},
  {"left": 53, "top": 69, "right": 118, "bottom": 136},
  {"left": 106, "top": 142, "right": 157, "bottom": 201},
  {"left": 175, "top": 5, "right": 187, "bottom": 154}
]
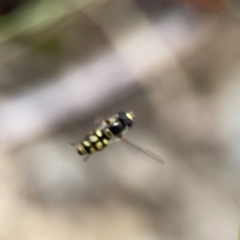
[{"left": 77, "top": 128, "right": 113, "bottom": 155}]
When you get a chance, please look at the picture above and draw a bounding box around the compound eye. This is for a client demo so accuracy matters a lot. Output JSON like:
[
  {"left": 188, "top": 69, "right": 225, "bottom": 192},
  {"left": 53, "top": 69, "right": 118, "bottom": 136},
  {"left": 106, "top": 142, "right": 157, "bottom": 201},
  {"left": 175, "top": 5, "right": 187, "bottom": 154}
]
[
  {"left": 125, "top": 118, "right": 133, "bottom": 128},
  {"left": 118, "top": 112, "right": 133, "bottom": 128}
]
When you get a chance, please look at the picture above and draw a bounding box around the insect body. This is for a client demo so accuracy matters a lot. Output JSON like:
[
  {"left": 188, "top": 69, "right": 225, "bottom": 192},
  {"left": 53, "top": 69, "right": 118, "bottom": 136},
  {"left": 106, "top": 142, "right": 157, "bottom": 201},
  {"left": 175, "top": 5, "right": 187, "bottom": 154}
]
[
  {"left": 72, "top": 111, "right": 164, "bottom": 164},
  {"left": 76, "top": 111, "right": 133, "bottom": 155}
]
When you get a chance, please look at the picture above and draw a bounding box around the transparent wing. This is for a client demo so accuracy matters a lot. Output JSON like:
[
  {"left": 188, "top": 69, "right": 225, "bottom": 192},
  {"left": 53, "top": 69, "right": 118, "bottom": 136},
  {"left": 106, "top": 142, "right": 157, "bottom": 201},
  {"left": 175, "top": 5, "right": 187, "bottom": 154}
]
[
  {"left": 69, "top": 115, "right": 106, "bottom": 128},
  {"left": 69, "top": 116, "right": 107, "bottom": 146},
  {"left": 119, "top": 137, "right": 165, "bottom": 165}
]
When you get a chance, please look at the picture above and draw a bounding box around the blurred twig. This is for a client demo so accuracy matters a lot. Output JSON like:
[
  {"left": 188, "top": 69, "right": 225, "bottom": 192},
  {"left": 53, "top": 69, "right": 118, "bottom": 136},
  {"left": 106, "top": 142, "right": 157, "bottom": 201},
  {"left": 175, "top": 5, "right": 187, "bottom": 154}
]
[
  {"left": 0, "top": 0, "right": 97, "bottom": 69},
  {"left": 0, "top": 0, "right": 95, "bottom": 42}
]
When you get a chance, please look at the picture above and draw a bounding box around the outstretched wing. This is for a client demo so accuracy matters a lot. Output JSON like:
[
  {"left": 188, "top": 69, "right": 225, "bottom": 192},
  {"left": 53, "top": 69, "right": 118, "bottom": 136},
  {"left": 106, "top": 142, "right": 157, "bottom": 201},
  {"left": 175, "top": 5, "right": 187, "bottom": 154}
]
[
  {"left": 69, "top": 116, "right": 107, "bottom": 146},
  {"left": 119, "top": 137, "right": 165, "bottom": 165}
]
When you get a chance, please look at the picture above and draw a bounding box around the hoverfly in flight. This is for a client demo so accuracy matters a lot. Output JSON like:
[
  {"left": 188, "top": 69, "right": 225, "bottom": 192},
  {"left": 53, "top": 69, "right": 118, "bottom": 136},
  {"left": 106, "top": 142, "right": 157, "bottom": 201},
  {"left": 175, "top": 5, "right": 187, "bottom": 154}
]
[{"left": 71, "top": 111, "right": 165, "bottom": 164}]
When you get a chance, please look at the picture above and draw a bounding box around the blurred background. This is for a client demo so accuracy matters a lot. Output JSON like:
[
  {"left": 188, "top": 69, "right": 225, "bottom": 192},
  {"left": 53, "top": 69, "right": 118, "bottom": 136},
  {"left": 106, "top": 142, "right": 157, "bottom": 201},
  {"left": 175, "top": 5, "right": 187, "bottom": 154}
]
[{"left": 0, "top": 0, "right": 240, "bottom": 239}]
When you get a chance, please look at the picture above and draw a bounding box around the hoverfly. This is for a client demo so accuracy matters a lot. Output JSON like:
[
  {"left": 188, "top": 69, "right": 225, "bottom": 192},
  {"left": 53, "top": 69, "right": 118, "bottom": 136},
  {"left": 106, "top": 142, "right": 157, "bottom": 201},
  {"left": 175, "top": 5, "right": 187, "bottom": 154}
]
[{"left": 71, "top": 111, "right": 165, "bottom": 164}]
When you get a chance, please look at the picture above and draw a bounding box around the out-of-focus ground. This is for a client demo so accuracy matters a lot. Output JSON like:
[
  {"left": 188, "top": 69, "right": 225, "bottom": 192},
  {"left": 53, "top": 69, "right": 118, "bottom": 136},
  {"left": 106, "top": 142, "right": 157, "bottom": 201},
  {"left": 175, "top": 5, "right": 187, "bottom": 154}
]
[{"left": 0, "top": 0, "right": 240, "bottom": 240}]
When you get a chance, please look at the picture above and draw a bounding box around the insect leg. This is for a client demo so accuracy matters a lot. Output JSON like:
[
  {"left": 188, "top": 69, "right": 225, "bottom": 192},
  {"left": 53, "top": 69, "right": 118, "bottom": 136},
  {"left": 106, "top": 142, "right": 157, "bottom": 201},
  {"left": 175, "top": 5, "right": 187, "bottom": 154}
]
[
  {"left": 83, "top": 155, "right": 92, "bottom": 162},
  {"left": 70, "top": 141, "right": 79, "bottom": 146}
]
